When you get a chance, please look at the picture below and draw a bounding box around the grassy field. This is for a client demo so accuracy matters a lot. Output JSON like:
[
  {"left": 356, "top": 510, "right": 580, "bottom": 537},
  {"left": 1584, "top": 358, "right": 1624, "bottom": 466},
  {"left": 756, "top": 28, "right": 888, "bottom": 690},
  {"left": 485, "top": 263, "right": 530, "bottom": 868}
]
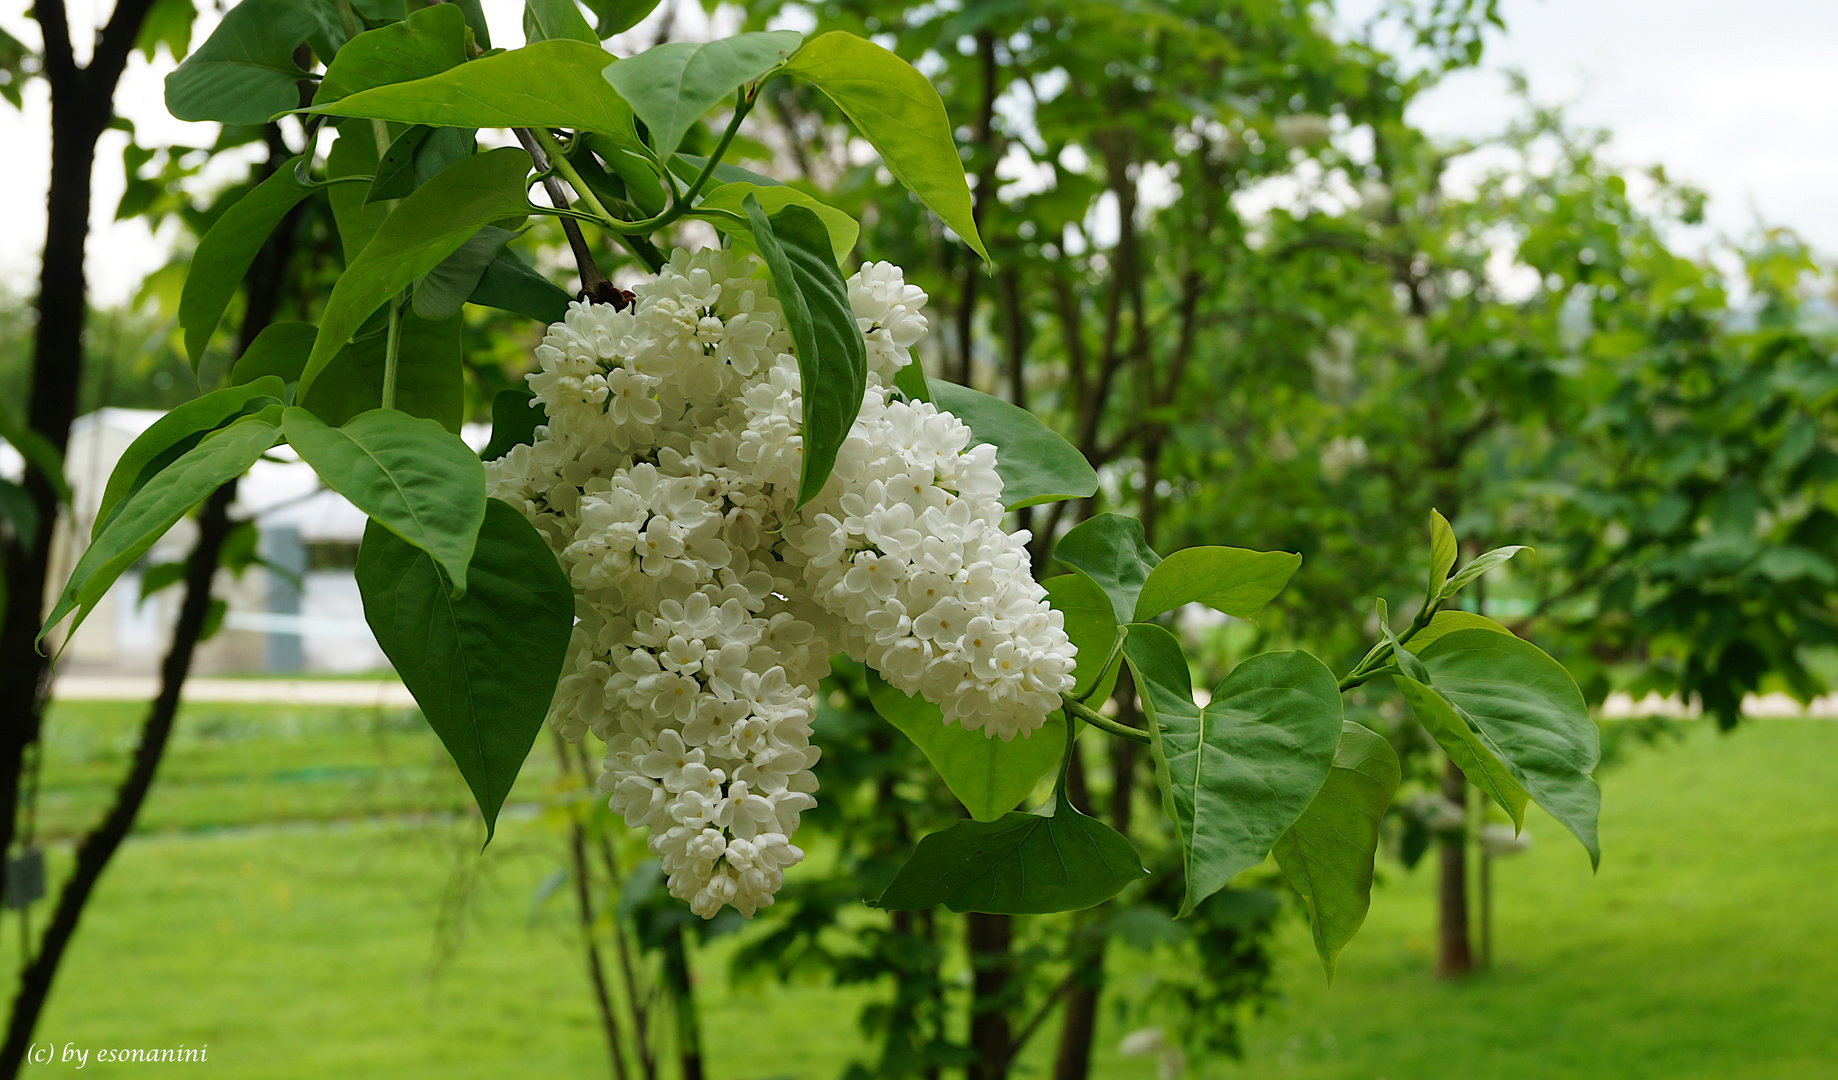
[
  {"left": 7, "top": 700, "right": 1834, "bottom": 1078},
  {"left": 1225, "top": 718, "right": 1838, "bottom": 1080}
]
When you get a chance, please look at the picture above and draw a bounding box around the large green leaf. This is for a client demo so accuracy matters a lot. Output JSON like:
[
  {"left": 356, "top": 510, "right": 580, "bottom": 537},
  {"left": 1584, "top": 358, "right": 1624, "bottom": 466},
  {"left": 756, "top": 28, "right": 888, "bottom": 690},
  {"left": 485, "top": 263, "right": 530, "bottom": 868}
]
[
  {"left": 742, "top": 196, "right": 867, "bottom": 507},
  {"left": 1123, "top": 623, "right": 1343, "bottom": 916},
  {"left": 480, "top": 390, "right": 549, "bottom": 462},
  {"left": 783, "top": 32, "right": 986, "bottom": 260},
  {"left": 1042, "top": 568, "right": 1120, "bottom": 701},
  {"left": 314, "top": 4, "right": 467, "bottom": 105},
  {"left": 926, "top": 379, "right": 1098, "bottom": 511},
  {"left": 469, "top": 247, "right": 574, "bottom": 324},
  {"left": 523, "top": 0, "right": 598, "bottom": 44},
  {"left": 165, "top": 0, "right": 340, "bottom": 125},
  {"left": 604, "top": 31, "right": 801, "bottom": 158},
  {"left": 42, "top": 409, "right": 282, "bottom": 645},
  {"left": 866, "top": 669, "right": 1063, "bottom": 822},
  {"left": 283, "top": 407, "right": 485, "bottom": 593},
  {"left": 327, "top": 129, "right": 390, "bottom": 263},
  {"left": 93, "top": 378, "right": 287, "bottom": 539},
  {"left": 179, "top": 159, "right": 314, "bottom": 366},
  {"left": 1133, "top": 545, "right": 1302, "bottom": 623},
  {"left": 305, "top": 39, "right": 638, "bottom": 145},
  {"left": 1417, "top": 628, "right": 1603, "bottom": 865},
  {"left": 876, "top": 786, "right": 1145, "bottom": 914},
  {"left": 695, "top": 182, "right": 857, "bottom": 264},
  {"left": 1392, "top": 674, "right": 1529, "bottom": 829},
  {"left": 299, "top": 310, "right": 463, "bottom": 432},
  {"left": 1272, "top": 720, "right": 1400, "bottom": 981},
  {"left": 414, "top": 226, "right": 520, "bottom": 321},
  {"left": 1054, "top": 514, "right": 1160, "bottom": 625},
  {"left": 300, "top": 147, "right": 533, "bottom": 399},
  {"left": 230, "top": 322, "right": 317, "bottom": 386},
  {"left": 356, "top": 499, "right": 572, "bottom": 839}
]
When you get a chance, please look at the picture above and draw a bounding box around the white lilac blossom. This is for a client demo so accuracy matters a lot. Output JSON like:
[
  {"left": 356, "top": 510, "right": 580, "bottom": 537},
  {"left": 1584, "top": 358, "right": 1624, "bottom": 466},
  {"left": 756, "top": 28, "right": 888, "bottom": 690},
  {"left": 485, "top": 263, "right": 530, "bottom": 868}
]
[{"left": 485, "top": 249, "right": 1077, "bottom": 919}]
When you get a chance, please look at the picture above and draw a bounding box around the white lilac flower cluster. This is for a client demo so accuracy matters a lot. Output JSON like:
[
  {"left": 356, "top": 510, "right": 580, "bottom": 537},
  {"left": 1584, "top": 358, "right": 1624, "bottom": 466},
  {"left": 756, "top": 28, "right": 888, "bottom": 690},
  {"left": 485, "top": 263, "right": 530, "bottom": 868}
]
[{"left": 485, "top": 249, "right": 1077, "bottom": 919}]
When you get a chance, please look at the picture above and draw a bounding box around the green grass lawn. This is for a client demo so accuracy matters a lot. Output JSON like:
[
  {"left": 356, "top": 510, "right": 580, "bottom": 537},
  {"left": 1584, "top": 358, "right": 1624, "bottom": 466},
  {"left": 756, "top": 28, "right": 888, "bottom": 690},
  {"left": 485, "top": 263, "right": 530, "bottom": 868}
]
[
  {"left": 9, "top": 701, "right": 1835, "bottom": 1078},
  {"left": 1223, "top": 718, "right": 1838, "bottom": 1080}
]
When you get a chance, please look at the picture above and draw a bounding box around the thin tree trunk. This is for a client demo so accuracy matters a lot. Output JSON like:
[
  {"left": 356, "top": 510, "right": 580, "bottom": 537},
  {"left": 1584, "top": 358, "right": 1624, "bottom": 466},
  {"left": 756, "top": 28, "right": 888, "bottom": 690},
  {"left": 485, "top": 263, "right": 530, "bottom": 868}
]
[
  {"left": 0, "top": 110, "right": 299, "bottom": 1074},
  {"left": 0, "top": 0, "right": 162, "bottom": 896},
  {"left": 1052, "top": 671, "right": 1139, "bottom": 1080},
  {"left": 661, "top": 928, "right": 703, "bottom": 1080},
  {"left": 966, "top": 911, "right": 1013, "bottom": 1080},
  {"left": 951, "top": 27, "right": 998, "bottom": 386},
  {"left": 556, "top": 734, "right": 630, "bottom": 1080},
  {"left": 576, "top": 742, "right": 657, "bottom": 1080},
  {"left": 1437, "top": 757, "right": 1473, "bottom": 978},
  {"left": 0, "top": 481, "right": 236, "bottom": 1076},
  {"left": 0, "top": 94, "right": 101, "bottom": 880}
]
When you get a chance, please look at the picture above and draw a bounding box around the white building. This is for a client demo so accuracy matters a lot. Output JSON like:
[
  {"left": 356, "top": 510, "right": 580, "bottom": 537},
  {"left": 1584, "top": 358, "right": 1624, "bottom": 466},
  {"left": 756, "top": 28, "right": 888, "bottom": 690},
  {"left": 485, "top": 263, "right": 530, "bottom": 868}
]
[{"left": 4, "top": 408, "right": 488, "bottom": 676}]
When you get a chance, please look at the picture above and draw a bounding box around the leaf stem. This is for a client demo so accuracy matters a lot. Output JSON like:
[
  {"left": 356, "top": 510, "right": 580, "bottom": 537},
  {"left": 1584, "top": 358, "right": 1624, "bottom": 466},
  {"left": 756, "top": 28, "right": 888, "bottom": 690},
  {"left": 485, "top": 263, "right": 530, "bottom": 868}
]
[
  {"left": 528, "top": 126, "right": 619, "bottom": 227},
  {"left": 1060, "top": 695, "right": 1152, "bottom": 744},
  {"left": 672, "top": 88, "right": 755, "bottom": 213},
  {"left": 604, "top": 88, "right": 758, "bottom": 236},
  {"left": 332, "top": 0, "right": 360, "bottom": 40},
  {"left": 381, "top": 296, "right": 402, "bottom": 410}
]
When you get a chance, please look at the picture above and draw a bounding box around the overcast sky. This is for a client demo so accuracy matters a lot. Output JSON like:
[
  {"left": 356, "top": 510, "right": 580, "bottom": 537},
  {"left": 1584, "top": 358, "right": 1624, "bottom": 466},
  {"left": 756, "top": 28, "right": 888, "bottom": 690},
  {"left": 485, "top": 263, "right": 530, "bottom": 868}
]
[{"left": 0, "top": 0, "right": 1833, "bottom": 304}]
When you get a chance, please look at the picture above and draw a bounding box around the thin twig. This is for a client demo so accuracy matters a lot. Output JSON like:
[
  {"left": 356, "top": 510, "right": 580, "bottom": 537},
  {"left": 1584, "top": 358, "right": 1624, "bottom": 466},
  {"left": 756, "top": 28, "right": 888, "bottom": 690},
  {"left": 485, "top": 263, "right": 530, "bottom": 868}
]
[{"left": 513, "top": 127, "right": 619, "bottom": 303}]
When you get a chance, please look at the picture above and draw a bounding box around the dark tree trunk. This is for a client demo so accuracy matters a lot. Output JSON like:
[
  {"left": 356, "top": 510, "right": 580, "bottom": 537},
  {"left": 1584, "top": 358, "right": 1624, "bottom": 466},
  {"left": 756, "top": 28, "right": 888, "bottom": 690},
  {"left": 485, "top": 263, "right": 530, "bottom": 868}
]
[
  {"left": 951, "top": 27, "right": 998, "bottom": 386},
  {"left": 966, "top": 911, "right": 1013, "bottom": 1080},
  {"left": 1052, "top": 673, "right": 1139, "bottom": 1080},
  {"left": 556, "top": 735, "right": 630, "bottom": 1080},
  {"left": 0, "top": 481, "right": 237, "bottom": 1076},
  {"left": 662, "top": 928, "right": 704, "bottom": 1080},
  {"left": 0, "top": 94, "right": 102, "bottom": 878},
  {"left": 0, "top": 107, "right": 299, "bottom": 1076},
  {"left": 0, "top": 0, "right": 163, "bottom": 889},
  {"left": 1437, "top": 757, "right": 1473, "bottom": 978}
]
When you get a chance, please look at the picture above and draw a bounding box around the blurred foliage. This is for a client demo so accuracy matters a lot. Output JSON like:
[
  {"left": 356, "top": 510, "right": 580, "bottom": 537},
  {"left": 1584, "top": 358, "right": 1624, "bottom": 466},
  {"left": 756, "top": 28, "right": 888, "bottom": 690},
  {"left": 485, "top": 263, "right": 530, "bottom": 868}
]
[
  {"left": 18, "top": 0, "right": 1838, "bottom": 1074},
  {"left": 706, "top": 0, "right": 1838, "bottom": 1072}
]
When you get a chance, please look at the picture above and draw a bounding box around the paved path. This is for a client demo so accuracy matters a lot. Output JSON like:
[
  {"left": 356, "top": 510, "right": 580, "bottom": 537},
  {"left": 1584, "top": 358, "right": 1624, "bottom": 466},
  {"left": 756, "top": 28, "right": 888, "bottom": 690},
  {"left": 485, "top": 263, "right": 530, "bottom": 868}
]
[
  {"left": 53, "top": 676, "right": 415, "bottom": 708},
  {"left": 50, "top": 678, "right": 1838, "bottom": 717}
]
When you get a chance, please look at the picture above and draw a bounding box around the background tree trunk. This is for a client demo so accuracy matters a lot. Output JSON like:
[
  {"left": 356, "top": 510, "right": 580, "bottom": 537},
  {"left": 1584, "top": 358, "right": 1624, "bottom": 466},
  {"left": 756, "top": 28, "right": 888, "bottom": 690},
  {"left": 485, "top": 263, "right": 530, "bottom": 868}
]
[
  {"left": 0, "top": 481, "right": 237, "bottom": 1077},
  {"left": 0, "top": 102, "right": 299, "bottom": 1073},
  {"left": 1437, "top": 757, "right": 1473, "bottom": 978},
  {"left": 966, "top": 911, "right": 1013, "bottom": 1080},
  {"left": 0, "top": 0, "right": 161, "bottom": 886}
]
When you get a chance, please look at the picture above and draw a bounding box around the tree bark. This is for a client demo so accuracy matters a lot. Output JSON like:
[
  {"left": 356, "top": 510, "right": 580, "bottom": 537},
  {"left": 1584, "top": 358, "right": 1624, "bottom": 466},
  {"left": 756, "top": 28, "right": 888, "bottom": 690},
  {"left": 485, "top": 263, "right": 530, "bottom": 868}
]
[{"left": 1436, "top": 757, "right": 1473, "bottom": 978}]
